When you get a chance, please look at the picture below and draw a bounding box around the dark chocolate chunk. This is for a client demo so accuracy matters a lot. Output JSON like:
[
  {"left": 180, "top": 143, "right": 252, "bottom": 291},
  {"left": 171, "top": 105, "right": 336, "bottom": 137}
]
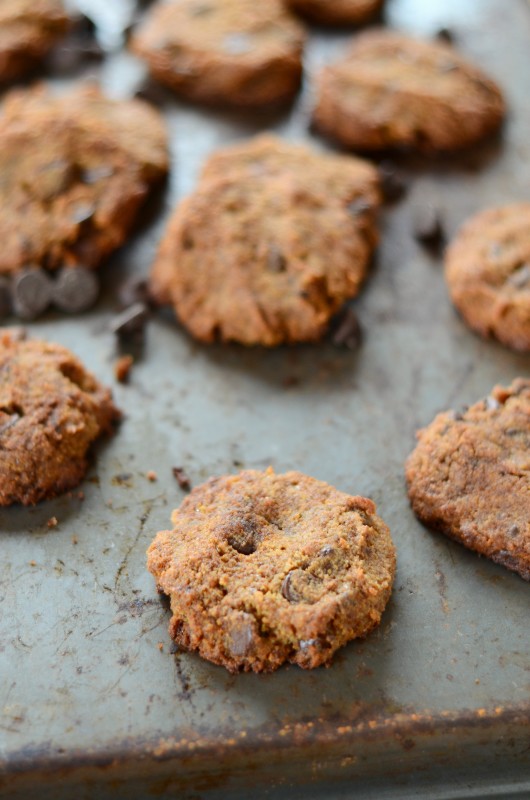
[
  {"left": 331, "top": 307, "right": 363, "bottom": 350},
  {"left": 0, "top": 277, "right": 12, "bottom": 318},
  {"left": 172, "top": 467, "right": 191, "bottom": 491},
  {"left": 435, "top": 27, "right": 455, "bottom": 44},
  {"left": 12, "top": 269, "right": 53, "bottom": 320},
  {"left": 118, "top": 277, "right": 152, "bottom": 309},
  {"left": 379, "top": 161, "right": 407, "bottom": 203},
  {"left": 412, "top": 202, "right": 445, "bottom": 248},
  {"left": 507, "top": 263, "right": 530, "bottom": 289},
  {"left": 111, "top": 302, "right": 150, "bottom": 338},
  {"left": 71, "top": 203, "right": 96, "bottom": 225},
  {"left": 52, "top": 267, "right": 99, "bottom": 313}
]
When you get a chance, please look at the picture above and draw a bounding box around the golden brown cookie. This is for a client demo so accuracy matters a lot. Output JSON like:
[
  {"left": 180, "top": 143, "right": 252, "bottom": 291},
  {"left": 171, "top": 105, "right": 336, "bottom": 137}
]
[
  {"left": 147, "top": 468, "right": 396, "bottom": 673},
  {"left": 406, "top": 379, "right": 530, "bottom": 581},
  {"left": 445, "top": 204, "right": 530, "bottom": 351},
  {"left": 0, "top": 330, "right": 120, "bottom": 506},
  {"left": 0, "top": 84, "right": 168, "bottom": 277},
  {"left": 313, "top": 29, "right": 505, "bottom": 152},
  {"left": 0, "top": 0, "right": 69, "bottom": 83},
  {"left": 130, "top": 0, "right": 305, "bottom": 108},
  {"left": 150, "top": 134, "right": 380, "bottom": 346},
  {"left": 285, "top": 0, "right": 382, "bottom": 27}
]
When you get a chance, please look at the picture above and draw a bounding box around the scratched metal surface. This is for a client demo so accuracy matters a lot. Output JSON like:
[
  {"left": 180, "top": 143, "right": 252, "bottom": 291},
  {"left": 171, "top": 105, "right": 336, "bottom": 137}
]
[{"left": 1, "top": 0, "right": 530, "bottom": 797}]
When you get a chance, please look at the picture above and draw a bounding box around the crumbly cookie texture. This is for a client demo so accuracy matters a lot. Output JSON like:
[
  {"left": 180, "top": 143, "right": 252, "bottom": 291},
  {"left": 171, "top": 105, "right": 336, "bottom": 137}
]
[
  {"left": 131, "top": 0, "right": 305, "bottom": 108},
  {"left": 147, "top": 468, "right": 396, "bottom": 673},
  {"left": 285, "top": 0, "right": 382, "bottom": 26},
  {"left": 313, "top": 29, "right": 505, "bottom": 153},
  {"left": 0, "top": 84, "right": 168, "bottom": 276},
  {"left": 445, "top": 204, "right": 530, "bottom": 351},
  {"left": 0, "top": 0, "right": 69, "bottom": 83},
  {"left": 406, "top": 379, "right": 530, "bottom": 581},
  {"left": 0, "top": 331, "right": 120, "bottom": 506},
  {"left": 150, "top": 134, "right": 380, "bottom": 346}
]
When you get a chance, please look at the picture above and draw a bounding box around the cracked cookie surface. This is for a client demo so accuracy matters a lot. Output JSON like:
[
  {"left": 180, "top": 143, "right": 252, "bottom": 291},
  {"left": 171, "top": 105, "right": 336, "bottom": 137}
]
[
  {"left": 150, "top": 134, "right": 380, "bottom": 346},
  {"left": 0, "top": 330, "right": 120, "bottom": 505},
  {"left": 445, "top": 204, "right": 530, "bottom": 351},
  {"left": 131, "top": 0, "right": 305, "bottom": 108},
  {"left": 0, "top": 84, "right": 168, "bottom": 276},
  {"left": 313, "top": 29, "right": 505, "bottom": 152},
  {"left": 406, "top": 379, "right": 530, "bottom": 581},
  {"left": 286, "top": 0, "right": 382, "bottom": 26},
  {"left": 147, "top": 468, "right": 396, "bottom": 673},
  {"left": 0, "top": 0, "right": 69, "bottom": 83}
]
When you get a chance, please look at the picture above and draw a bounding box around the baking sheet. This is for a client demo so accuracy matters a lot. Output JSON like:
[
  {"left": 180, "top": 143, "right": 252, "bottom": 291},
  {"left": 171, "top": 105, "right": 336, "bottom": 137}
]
[{"left": 1, "top": 0, "right": 530, "bottom": 797}]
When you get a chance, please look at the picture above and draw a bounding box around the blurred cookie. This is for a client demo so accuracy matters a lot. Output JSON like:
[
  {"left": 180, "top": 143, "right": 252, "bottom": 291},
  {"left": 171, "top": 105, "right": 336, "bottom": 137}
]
[
  {"left": 406, "top": 379, "right": 530, "bottom": 581},
  {"left": 0, "top": 0, "right": 69, "bottom": 83},
  {"left": 313, "top": 29, "right": 505, "bottom": 152},
  {"left": 445, "top": 203, "right": 530, "bottom": 351},
  {"left": 0, "top": 84, "right": 168, "bottom": 277},
  {"left": 285, "top": 0, "right": 382, "bottom": 26},
  {"left": 131, "top": 0, "right": 305, "bottom": 108},
  {"left": 147, "top": 468, "right": 396, "bottom": 673},
  {"left": 0, "top": 330, "right": 120, "bottom": 506},
  {"left": 150, "top": 134, "right": 380, "bottom": 346}
]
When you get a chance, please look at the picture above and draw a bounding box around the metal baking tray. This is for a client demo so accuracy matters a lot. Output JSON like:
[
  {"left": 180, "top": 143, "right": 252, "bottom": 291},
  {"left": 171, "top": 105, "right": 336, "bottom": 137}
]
[{"left": 1, "top": 0, "right": 529, "bottom": 797}]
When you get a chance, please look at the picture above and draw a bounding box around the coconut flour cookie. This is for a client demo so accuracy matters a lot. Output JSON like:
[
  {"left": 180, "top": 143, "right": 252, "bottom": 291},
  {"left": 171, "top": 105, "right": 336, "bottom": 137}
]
[
  {"left": 147, "top": 468, "right": 396, "bottom": 672},
  {"left": 0, "top": 0, "right": 69, "bottom": 83},
  {"left": 150, "top": 135, "right": 380, "bottom": 346},
  {"left": 0, "top": 330, "right": 120, "bottom": 506},
  {"left": 445, "top": 204, "right": 530, "bottom": 351},
  {"left": 0, "top": 84, "right": 168, "bottom": 277},
  {"left": 131, "top": 0, "right": 305, "bottom": 108},
  {"left": 406, "top": 379, "right": 530, "bottom": 581},
  {"left": 313, "top": 30, "right": 505, "bottom": 152},
  {"left": 285, "top": 0, "right": 382, "bottom": 27}
]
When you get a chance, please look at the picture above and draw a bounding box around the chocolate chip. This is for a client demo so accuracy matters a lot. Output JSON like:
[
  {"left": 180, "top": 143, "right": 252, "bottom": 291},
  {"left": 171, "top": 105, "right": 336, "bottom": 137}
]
[
  {"left": 508, "top": 524, "right": 520, "bottom": 537},
  {"left": 319, "top": 545, "right": 334, "bottom": 556},
  {"left": 12, "top": 269, "right": 53, "bottom": 320},
  {"left": 228, "top": 616, "right": 254, "bottom": 657},
  {"left": 52, "top": 267, "right": 99, "bottom": 313},
  {"left": 508, "top": 264, "right": 530, "bottom": 289},
  {"left": 34, "top": 159, "right": 76, "bottom": 201},
  {"left": 379, "top": 161, "right": 407, "bottom": 203},
  {"left": 281, "top": 572, "right": 296, "bottom": 602},
  {"left": 172, "top": 467, "right": 191, "bottom": 491},
  {"left": 267, "top": 245, "right": 286, "bottom": 273},
  {"left": 0, "top": 277, "right": 12, "bottom": 318},
  {"left": 331, "top": 307, "right": 362, "bottom": 351},
  {"left": 111, "top": 302, "right": 150, "bottom": 338},
  {"left": 226, "top": 517, "right": 257, "bottom": 555},
  {"left": 435, "top": 27, "right": 455, "bottom": 44},
  {"left": 412, "top": 202, "right": 445, "bottom": 249},
  {"left": 118, "top": 277, "right": 152, "bottom": 309}
]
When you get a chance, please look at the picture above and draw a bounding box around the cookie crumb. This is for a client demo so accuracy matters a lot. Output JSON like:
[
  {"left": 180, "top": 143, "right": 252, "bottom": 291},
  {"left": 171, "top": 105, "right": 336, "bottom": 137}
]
[
  {"left": 47, "top": 516, "right": 58, "bottom": 528},
  {"left": 77, "top": 491, "right": 85, "bottom": 501},
  {"left": 115, "top": 354, "right": 134, "bottom": 383},
  {"left": 72, "top": 535, "right": 78, "bottom": 545},
  {"left": 158, "top": 642, "right": 164, "bottom": 652},
  {"left": 29, "top": 560, "right": 37, "bottom": 567},
  {"left": 147, "top": 470, "right": 158, "bottom": 482},
  {"left": 172, "top": 467, "right": 191, "bottom": 491}
]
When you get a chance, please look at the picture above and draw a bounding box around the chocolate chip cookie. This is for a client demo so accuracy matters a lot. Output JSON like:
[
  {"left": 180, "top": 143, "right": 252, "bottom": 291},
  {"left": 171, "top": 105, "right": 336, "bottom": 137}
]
[
  {"left": 131, "top": 0, "right": 305, "bottom": 108},
  {"left": 406, "top": 379, "right": 530, "bottom": 581},
  {"left": 0, "top": 0, "right": 69, "bottom": 83},
  {"left": 0, "top": 330, "right": 120, "bottom": 506},
  {"left": 285, "top": 0, "right": 382, "bottom": 27},
  {"left": 445, "top": 204, "right": 530, "bottom": 351},
  {"left": 313, "top": 29, "right": 505, "bottom": 152},
  {"left": 0, "top": 84, "right": 168, "bottom": 277},
  {"left": 150, "top": 134, "right": 380, "bottom": 346},
  {"left": 147, "top": 468, "right": 396, "bottom": 673}
]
